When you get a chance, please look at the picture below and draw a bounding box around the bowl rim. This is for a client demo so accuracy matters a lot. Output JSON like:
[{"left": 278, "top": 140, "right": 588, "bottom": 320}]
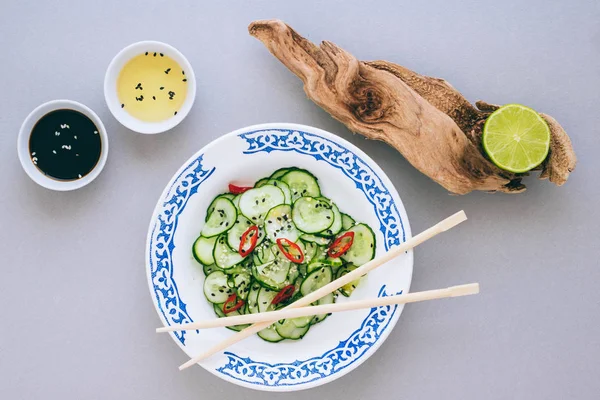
[
  {"left": 145, "top": 122, "right": 413, "bottom": 391},
  {"left": 17, "top": 99, "right": 109, "bottom": 191},
  {"left": 103, "top": 40, "right": 197, "bottom": 134}
]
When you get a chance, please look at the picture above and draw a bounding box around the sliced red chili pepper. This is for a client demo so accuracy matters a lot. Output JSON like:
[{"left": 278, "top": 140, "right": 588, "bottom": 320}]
[
  {"left": 239, "top": 225, "right": 259, "bottom": 257},
  {"left": 223, "top": 293, "right": 245, "bottom": 314},
  {"left": 276, "top": 238, "right": 305, "bottom": 264},
  {"left": 271, "top": 284, "right": 296, "bottom": 305},
  {"left": 328, "top": 231, "right": 355, "bottom": 258},
  {"left": 228, "top": 183, "right": 252, "bottom": 194}
]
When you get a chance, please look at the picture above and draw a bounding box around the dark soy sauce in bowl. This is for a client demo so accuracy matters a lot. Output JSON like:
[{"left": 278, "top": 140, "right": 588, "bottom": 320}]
[{"left": 29, "top": 109, "right": 102, "bottom": 181}]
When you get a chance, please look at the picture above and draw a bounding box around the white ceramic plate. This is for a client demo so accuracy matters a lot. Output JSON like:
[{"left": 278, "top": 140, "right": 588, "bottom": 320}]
[{"left": 146, "top": 123, "right": 413, "bottom": 391}]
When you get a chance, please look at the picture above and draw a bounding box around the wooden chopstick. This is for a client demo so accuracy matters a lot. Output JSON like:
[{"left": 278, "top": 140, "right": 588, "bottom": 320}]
[
  {"left": 158, "top": 283, "right": 479, "bottom": 332},
  {"left": 178, "top": 210, "right": 467, "bottom": 370}
]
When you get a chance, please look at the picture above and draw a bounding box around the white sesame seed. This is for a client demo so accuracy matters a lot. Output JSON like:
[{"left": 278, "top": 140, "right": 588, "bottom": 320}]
[
  {"left": 61, "top": 145, "right": 71, "bottom": 150},
  {"left": 78, "top": 174, "right": 82, "bottom": 178},
  {"left": 31, "top": 152, "right": 36, "bottom": 156},
  {"left": 55, "top": 131, "right": 60, "bottom": 136},
  {"left": 74, "top": 135, "right": 77, "bottom": 139},
  {"left": 52, "top": 150, "right": 57, "bottom": 154},
  {"left": 93, "top": 130, "right": 98, "bottom": 134}
]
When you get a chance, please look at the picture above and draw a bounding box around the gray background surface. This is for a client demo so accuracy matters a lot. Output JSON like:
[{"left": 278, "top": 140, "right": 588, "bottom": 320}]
[{"left": 1, "top": 0, "right": 599, "bottom": 399}]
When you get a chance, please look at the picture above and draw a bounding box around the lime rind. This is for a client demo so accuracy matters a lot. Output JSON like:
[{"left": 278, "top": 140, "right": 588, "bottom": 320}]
[{"left": 482, "top": 104, "right": 551, "bottom": 173}]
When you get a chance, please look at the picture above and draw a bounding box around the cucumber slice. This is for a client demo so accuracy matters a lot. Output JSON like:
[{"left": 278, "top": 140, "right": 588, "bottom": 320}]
[
  {"left": 247, "top": 281, "right": 261, "bottom": 314},
  {"left": 230, "top": 269, "right": 252, "bottom": 300},
  {"left": 257, "top": 287, "right": 277, "bottom": 313},
  {"left": 341, "top": 213, "right": 355, "bottom": 230},
  {"left": 204, "top": 270, "right": 234, "bottom": 303},
  {"left": 316, "top": 198, "right": 342, "bottom": 236},
  {"left": 275, "top": 319, "right": 310, "bottom": 339},
  {"left": 312, "top": 292, "right": 334, "bottom": 324},
  {"left": 232, "top": 194, "right": 241, "bottom": 209},
  {"left": 302, "top": 241, "right": 319, "bottom": 265},
  {"left": 213, "top": 303, "right": 250, "bottom": 331},
  {"left": 280, "top": 169, "right": 321, "bottom": 201},
  {"left": 341, "top": 223, "right": 376, "bottom": 266},
  {"left": 269, "top": 167, "right": 293, "bottom": 180},
  {"left": 206, "top": 194, "right": 234, "bottom": 222},
  {"left": 292, "top": 197, "right": 334, "bottom": 234},
  {"left": 300, "top": 266, "right": 332, "bottom": 296},
  {"left": 257, "top": 324, "right": 284, "bottom": 343},
  {"left": 336, "top": 264, "right": 361, "bottom": 297},
  {"left": 202, "top": 197, "right": 237, "bottom": 237},
  {"left": 267, "top": 179, "right": 292, "bottom": 204},
  {"left": 227, "top": 215, "right": 266, "bottom": 250},
  {"left": 254, "top": 177, "right": 270, "bottom": 188},
  {"left": 202, "top": 264, "right": 220, "bottom": 276},
  {"left": 300, "top": 233, "right": 331, "bottom": 246},
  {"left": 264, "top": 204, "right": 299, "bottom": 242},
  {"left": 213, "top": 234, "right": 245, "bottom": 269},
  {"left": 192, "top": 235, "right": 217, "bottom": 265},
  {"left": 291, "top": 315, "right": 312, "bottom": 328},
  {"left": 239, "top": 185, "right": 285, "bottom": 224},
  {"left": 252, "top": 259, "right": 291, "bottom": 290}
]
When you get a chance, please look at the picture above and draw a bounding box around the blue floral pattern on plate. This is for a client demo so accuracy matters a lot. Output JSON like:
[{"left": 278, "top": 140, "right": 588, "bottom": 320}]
[{"left": 148, "top": 128, "right": 407, "bottom": 387}]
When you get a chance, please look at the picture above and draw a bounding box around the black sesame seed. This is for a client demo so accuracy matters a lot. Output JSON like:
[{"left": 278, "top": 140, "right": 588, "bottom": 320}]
[
  {"left": 145, "top": 52, "right": 148, "bottom": 55},
  {"left": 182, "top": 70, "right": 185, "bottom": 75},
  {"left": 370, "top": 243, "right": 373, "bottom": 248},
  {"left": 262, "top": 198, "right": 266, "bottom": 203},
  {"left": 160, "top": 53, "right": 164, "bottom": 57},
  {"left": 174, "top": 111, "right": 178, "bottom": 115},
  {"left": 153, "top": 96, "right": 156, "bottom": 100},
  {"left": 255, "top": 200, "right": 259, "bottom": 205},
  {"left": 262, "top": 301, "right": 267, "bottom": 305},
  {"left": 121, "top": 104, "right": 124, "bottom": 108},
  {"left": 183, "top": 78, "right": 187, "bottom": 82},
  {"left": 277, "top": 217, "right": 282, "bottom": 221},
  {"left": 267, "top": 220, "right": 272, "bottom": 224},
  {"left": 153, "top": 52, "right": 157, "bottom": 57},
  {"left": 211, "top": 293, "right": 215, "bottom": 297},
  {"left": 315, "top": 275, "right": 319, "bottom": 280},
  {"left": 326, "top": 216, "right": 331, "bottom": 219},
  {"left": 293, "top": 191, "right": 298, "bottom": 195},
  {"left": 219, "top": 289, "right": 224, "bottom": 293},
  {"left": 164, "top": 68, "right": 171, "bottom": 74},
  {"left": 287, "top": 225, "right": 292, "bottom": 229},
  {"left": 160, "top": 86, "right": 164, "bottom": 90},
  {"left": 252, "top": 217, "right": 257, "bottom": 220}
]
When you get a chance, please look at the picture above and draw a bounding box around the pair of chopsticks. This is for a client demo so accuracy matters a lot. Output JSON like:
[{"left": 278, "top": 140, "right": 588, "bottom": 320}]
[{"left": 158, "top": 210, "right": 472, "bottom": 370}]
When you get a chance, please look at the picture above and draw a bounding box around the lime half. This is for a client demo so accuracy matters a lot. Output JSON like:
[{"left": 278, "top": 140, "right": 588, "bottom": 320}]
[{"left": 483, "top": 104, "right": 551, "bottom": 173}]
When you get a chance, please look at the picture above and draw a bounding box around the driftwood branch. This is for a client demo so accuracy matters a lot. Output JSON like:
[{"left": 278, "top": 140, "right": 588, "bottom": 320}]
[{"left": 248, "top": 20, "right": 576, "bottom": 194}]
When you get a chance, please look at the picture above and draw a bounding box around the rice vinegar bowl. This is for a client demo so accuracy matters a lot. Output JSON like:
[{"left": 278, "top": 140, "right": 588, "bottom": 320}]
[{"left": 104, "top": 41, "right": 196, "bottom": 134}]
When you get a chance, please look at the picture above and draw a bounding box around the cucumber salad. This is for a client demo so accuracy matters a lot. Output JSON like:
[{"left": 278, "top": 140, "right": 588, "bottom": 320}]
[{"left": 192, "top": 167, "right": 376, "bottom": 342}]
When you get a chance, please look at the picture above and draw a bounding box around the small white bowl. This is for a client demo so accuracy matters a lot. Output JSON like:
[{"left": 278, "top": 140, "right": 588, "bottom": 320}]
[
  {"left": 17, "top": 99, "right": 109, "bottom": 191},
  {"left": 104, "top": 41, "right": 196, "bottom": 134}
]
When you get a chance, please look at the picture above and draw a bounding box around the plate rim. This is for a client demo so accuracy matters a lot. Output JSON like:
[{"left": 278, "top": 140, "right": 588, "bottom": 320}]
[{"left": 145, "top": 122, "right": 413, "bottom": 391}]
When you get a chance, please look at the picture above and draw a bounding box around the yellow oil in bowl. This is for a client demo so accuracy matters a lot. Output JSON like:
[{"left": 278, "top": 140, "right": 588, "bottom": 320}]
[{"left": 117, "top": 52, "right": 188, "bottom": 122}]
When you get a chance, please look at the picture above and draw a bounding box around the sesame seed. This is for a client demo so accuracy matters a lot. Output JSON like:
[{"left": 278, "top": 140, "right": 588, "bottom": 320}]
[
  {"left": 183, "top": 78, "right": 187, "bottom": 82},
  {"left": 153, "top": 52, "right": 157, "bottom": 56},
  {"left": 160, "top": 53, "right": 164, "bottom": 57},
  {"left": 52, "top": 150, "right": 57, "bottom": 154},
  {"left": 160, "top": 86, "right": 164, "bottom": 90},
  {"left": 153, "top": 96, "right": 156, "bottom": 100},
  {"left": 174, "top": 111, "right": 178, "bottom": 115},
  {"left": 145, "top": 52, "right": 148, "bottom": 55},
  {"left": 121, "top": 104, "right": 124, "bottom": 108}
]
